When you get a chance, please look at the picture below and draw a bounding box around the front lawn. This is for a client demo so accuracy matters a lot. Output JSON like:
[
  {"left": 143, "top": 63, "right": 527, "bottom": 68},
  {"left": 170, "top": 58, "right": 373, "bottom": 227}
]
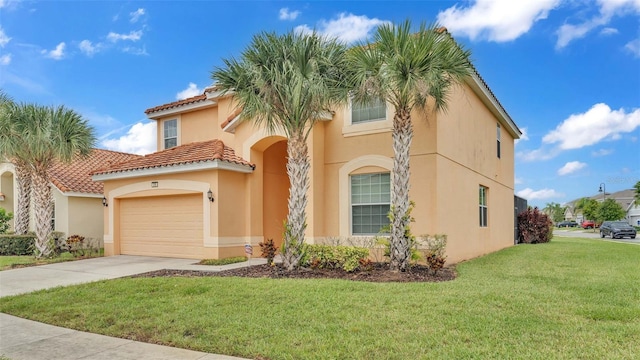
[
  {"left": 1, "top": 238, "right": 639, "bottom": 359},
  {"left": 0, "top": 250, "right": 103, "bottom": 271}
]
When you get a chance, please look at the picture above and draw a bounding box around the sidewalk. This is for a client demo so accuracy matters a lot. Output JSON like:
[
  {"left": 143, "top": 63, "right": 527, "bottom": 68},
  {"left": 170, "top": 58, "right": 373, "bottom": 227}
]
[
  {"left": 0, "top": 313, "right": 247, "bottom": 360},
  {"left": 1, "top": 256, "right": 265, "bottom": 359}
]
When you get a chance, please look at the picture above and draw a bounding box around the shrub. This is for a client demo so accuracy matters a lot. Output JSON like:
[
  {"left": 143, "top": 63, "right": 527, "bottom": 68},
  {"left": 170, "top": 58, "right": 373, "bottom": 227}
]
[
  {"left": 0, "top": 208, "right": 13, "bottom": 234},
  {"left": 259, "top": 238, "right": 278, "bottom": 266},
  {"left": 300, "top": 244, "right": 370, "bottom": 272},
  {"left": 518, "top": 207, "right": 553, "bottom": 244},
  {"left": 0, "top": 234, "right": 35, "bottom": 255},
  {"left": 198, "top": 256, "right": 248, "bottom": 266},
  {"left": 51, "top": 231, "right": 67, "bottom": 254},
  {"left": 63, "top": 235, "right": 100, "bottom": 257},
  {"left": 420, "top": 234, "right": 448, "bottom": 275}
]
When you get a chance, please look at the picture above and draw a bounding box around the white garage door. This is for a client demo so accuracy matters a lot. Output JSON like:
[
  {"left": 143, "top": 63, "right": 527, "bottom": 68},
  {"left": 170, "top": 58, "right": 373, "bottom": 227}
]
[{"left": 120, "top": 194, "right": 204, "bottom": 258}]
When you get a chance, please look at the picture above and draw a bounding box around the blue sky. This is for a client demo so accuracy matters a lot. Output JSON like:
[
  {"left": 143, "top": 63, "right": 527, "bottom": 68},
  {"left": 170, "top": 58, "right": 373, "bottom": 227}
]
[{"left": 0, "top": 0, "right": 638, "bottom": 207}]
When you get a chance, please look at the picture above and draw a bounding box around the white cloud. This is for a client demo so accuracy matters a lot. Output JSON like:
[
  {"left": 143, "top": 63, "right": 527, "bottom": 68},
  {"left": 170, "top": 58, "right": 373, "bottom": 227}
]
[
  {"left": 78, "top": 40, "right": 101, "bottom": 56},
  {"left": 543, "top": 103, "right": 640, "bottom": 150},
  {"left": 176, "top": 83, "right": 202, "bottom": 100},
  {"left": 41, "top": 42, "right": 66, "bottom": 60},
  {"left": 129, "top": 8, "right": 145, "bottom": 23},
  {"left": 0, "top": 26, "right": 11, "bottom": 47},
  {"left": 107, "top": 30, "right": 142, "bottom": 42},
  {"left": 101, "top": 121, "right": 156, "bottom": 155},
  {"left": 296, "top": 13, "right": 389, "bottom": 44},
  {"left": 279, "top": 8, "right": 300, "bottom": 21},
  {"left": 600, "top": 27, "right": 619, "bottom": 35},
  {"left": 515, "top": 127, "right": 528, "bottom": 145},
  {"left": 515, "top": 176, "right": 524, "bottom": 185},
  {"left": 122, "top": 46, "right": 148, "bottom": 56},
  {"left": 557, "top": 161, "right": 587, "bottom": 176},
  {"left": 436, "top": 0, "right": 560, "bottom": 42},
  {"left": 517, "top": 188, "right": 565, "bottom": 200},
  {"left": 0, "top": 54, "right": 10, "bottom": 65},
  {"left": 625, "top": 38, "right": 640, "bottom": 57},
  {"left": 556, "top": 0, "right": 640, "bottom": 48},
  {"left": 516, "top": 147, "right": 560, "bottom": 161},
  {"left": 592, "top": 148, "right": 613, "bottom": 156}
]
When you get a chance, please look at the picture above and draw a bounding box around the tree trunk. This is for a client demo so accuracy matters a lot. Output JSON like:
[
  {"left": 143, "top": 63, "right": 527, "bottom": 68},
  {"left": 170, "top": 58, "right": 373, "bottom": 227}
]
[
  {"left": 13, "top": 160, "right": 31, "bottom": 235},
  {"left": 31, "top": 167, "right": 53, "bottom": 258},
  {"left": 282, "top": 133, "right": 309, "bottom": 270},
  {"left": 389, "top": 108, "right": 413, "bottom": 271}
]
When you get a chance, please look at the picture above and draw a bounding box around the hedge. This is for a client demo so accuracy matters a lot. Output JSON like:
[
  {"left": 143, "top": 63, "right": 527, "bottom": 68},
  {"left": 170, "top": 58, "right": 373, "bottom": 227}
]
[{"left": 0, "top": 234, "right": 36, "bottom": 256}]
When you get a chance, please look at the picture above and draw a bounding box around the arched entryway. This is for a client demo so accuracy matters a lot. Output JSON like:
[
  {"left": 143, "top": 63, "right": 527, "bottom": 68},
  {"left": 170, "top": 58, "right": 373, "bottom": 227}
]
[{"left": 262, "top": 140, "right": 289, "bottom": 248}]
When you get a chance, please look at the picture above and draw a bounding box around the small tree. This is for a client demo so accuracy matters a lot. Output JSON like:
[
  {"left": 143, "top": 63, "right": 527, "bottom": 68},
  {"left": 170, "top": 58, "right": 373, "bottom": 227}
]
[
  {"left": 543, "top": 202, "right": 566, "bottom": 223},
  {"left": 634, "top": 180, "right": 640, "bottom": 206},
  {"left": 517, "top": 207, "right": 553, "bottom": 244},
  {"left": 596, "top": 198, "right": 626, "bottom": 222}
]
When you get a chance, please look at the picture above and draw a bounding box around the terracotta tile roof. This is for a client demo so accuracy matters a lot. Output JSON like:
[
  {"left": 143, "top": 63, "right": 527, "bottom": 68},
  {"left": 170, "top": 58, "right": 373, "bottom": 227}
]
[
  {"left": 93, "top": 139, "right": 255, "bottom": 175},
  {"left": 221, "top": 108, "right": 242, "bottom": 129},
  {"left": 49, "top": 149, "right": 142, "bottom": 194},
  {"left": 144, "top": 94, "right": 208, "bottom": 114}
]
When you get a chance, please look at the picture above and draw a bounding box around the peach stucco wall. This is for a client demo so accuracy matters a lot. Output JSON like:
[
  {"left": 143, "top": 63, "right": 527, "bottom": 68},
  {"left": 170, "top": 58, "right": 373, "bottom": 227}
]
[{"left": 104, "top": 80, "right": 517, "bottom": 262}]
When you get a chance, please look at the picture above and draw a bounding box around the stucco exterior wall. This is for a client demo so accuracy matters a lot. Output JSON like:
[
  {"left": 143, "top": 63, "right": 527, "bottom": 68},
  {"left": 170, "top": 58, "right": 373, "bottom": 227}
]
[{"left": 67, "top": 196, "right": 104, "bottom": 245}]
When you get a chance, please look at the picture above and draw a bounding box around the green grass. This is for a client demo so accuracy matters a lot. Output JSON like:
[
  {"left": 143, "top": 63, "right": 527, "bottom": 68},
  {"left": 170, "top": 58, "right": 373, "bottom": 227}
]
[
  {"left": 197, "top": 256, "right": 248, "bottom": 266},
  {"left": 0, "top": 250, "right": 103, "bottom": 271},
  {"left": 1, "top": 238, "right": 639, "bottom": 359}
]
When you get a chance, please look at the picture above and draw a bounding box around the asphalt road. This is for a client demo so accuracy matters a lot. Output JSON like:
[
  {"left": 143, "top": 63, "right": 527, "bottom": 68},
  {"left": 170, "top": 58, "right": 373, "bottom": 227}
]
[{"left": 554, "top": 229, "right": 640, "bottom": 245}]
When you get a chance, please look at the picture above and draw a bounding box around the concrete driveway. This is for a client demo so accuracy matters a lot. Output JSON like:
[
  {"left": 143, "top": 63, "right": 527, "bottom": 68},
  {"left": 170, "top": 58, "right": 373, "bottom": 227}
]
[{"left": 0, "top": 255, "right": 265, "bottom": 298}]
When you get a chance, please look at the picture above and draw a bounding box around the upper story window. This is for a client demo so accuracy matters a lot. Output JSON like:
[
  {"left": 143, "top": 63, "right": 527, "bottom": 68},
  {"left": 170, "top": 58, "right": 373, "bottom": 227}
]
[
  {"left": 351, "top": 98, "right": 386, "bottom": 124},
  {"left": 351, "top": 172, "right": 391, "bottom": 235},
  {"left": 497, "top": 123, "right": 501, "bottom": 159},
  {"left": 163, "top": 119, "right": 177, "bottom": 149},
  {"left": 479, "top": 185, "right": 488, "bottom": 227}
]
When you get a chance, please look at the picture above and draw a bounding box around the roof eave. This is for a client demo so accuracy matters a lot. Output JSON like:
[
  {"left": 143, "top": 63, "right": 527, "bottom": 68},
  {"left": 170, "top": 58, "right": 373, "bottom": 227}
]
[
  {"left": 146, "top": 99, "right": 218, "bottom": 120},
  {"left": 92, "top": 160, "right": 255, "bottom": 181},
  {"left": 466, "top": 74, "right": 522, "bottom": 139}
]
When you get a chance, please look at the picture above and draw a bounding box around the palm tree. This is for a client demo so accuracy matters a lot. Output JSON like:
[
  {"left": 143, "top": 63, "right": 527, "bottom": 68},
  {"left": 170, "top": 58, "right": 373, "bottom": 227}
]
[
  {"left": 348, "top": 20, "right": 473, "bottom": 271},
  {"left": 0, "top": 91, "right": 32, "bottom": 235},
  {"left": 212, "top": 31, "right": 352, "bottom": 270},
  {"left": 1, "top": 102, "right": 95, "bottom": 257}
]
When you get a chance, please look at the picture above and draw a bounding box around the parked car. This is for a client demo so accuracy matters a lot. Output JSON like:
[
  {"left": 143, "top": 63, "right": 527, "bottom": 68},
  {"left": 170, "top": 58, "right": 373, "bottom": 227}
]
[
  {"left": 600, "top": 221, "right": 637, "bottom": 239},
  {"left": 581, "top": 220, "right": 596, "bottom": 229},
  {"left": 557, "top": 221, "right": 578, "bottom": 228}
]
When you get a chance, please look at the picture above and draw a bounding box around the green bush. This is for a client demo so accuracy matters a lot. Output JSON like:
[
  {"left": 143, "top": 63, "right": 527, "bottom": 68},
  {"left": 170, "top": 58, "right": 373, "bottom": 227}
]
[
  {"left": 0, "top": 208, "right": 13, "bottom": 234},
  {"left": 0, "top": 234, "right": 35, "bottom": 255},
  {"left": 300, "top": 244, "right": 369, "bottom": 272}
]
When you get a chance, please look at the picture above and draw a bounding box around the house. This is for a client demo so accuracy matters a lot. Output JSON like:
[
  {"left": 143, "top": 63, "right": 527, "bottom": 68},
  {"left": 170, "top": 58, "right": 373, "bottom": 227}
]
[
  {"left": 564, "top": 189, "right": 637, "bottom": 225},
  {"left": 0, "top": 149, "right": 140, "bottom": 243},
  {"left": 93, "top": 64, "right": 521, "bottom": 264}
]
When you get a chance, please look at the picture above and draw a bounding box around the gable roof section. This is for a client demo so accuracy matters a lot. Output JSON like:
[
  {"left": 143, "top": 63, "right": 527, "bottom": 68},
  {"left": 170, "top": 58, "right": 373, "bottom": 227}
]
[
  {"left": 145, "top": 94, "right": 207, "bottom": 115},
  {"left": 92, "top": 139, "right": 255, "bottom": 181},
  {"left": 49, "top": 149, "right": 142, "bottom": 195}
]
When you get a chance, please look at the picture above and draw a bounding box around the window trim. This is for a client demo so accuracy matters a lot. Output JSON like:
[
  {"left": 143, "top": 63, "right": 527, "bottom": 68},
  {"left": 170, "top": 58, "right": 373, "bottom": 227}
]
[
  {"left": 338, "top": 155, "right": 394, "bottom": 237},
  {"left": 350, "top": 172, "right": 391, "bottom": 235},
  {"left": 497, "top": 123, "right": 501, "bottom": 159},
  {"left": 162, "top": 118, "right": 179, "bottom": 150},
  {"left": 479, "top": 185, "right": 488, "bottom": 227},
  {"left": 343, "top": 99, "right": 393, "bottom": 137}
]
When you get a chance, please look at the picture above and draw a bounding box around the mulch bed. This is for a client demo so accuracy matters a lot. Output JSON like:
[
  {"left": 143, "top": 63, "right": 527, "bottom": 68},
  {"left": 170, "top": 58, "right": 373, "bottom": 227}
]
[{"left": 131, "top": 262, "right": 457, "bottom": 283}]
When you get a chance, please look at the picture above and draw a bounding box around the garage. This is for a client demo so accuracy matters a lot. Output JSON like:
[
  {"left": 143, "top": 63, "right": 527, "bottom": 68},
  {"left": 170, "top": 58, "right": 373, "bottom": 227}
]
[{"left": 119, "top": 194, "right": 204, "bottom": 258}]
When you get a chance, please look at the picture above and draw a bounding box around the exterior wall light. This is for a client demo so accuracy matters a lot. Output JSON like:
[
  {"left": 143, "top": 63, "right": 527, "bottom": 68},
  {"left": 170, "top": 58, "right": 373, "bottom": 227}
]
[
  {"left": 207, "top": 189, "right": 215, "bottom": 202},
  {"left": 0, "top": 192, "right": 5, "bottom": 202},
  {"left": 102, "top": 196, "right": 108, "bottom": 207}
]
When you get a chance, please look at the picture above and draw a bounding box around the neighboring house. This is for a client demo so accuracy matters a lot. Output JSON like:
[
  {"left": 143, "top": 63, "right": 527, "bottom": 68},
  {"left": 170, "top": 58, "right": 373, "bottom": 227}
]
[
  {"left": 627, "top": 202, "right": 640, "bottom": 227},
  {"left": 93, "top": 66, "right": 521, "bottom": 264},
  {"left": 0, "top": 149, "right": 140, "bottom": 243},
  {"left": 564, "top": 188, "right": 637, "bottom": 224}
]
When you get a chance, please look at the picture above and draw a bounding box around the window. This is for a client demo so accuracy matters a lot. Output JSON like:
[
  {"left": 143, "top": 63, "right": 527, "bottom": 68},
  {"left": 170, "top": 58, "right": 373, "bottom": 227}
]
[
  {"left": 479, "top": 186, "right": 488, "bottom": 227},
  {"left": 351, "top": 98, "right": 386, "bottom": 124},
  {"left": 163, "top": 119, "right": 177, "bottom": 149},
  {"left": 496, "top": 123, "right": 501, "bottom": 159},
  {"left": 351, "top": 173, "right": 391, "bottom": 235}
]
